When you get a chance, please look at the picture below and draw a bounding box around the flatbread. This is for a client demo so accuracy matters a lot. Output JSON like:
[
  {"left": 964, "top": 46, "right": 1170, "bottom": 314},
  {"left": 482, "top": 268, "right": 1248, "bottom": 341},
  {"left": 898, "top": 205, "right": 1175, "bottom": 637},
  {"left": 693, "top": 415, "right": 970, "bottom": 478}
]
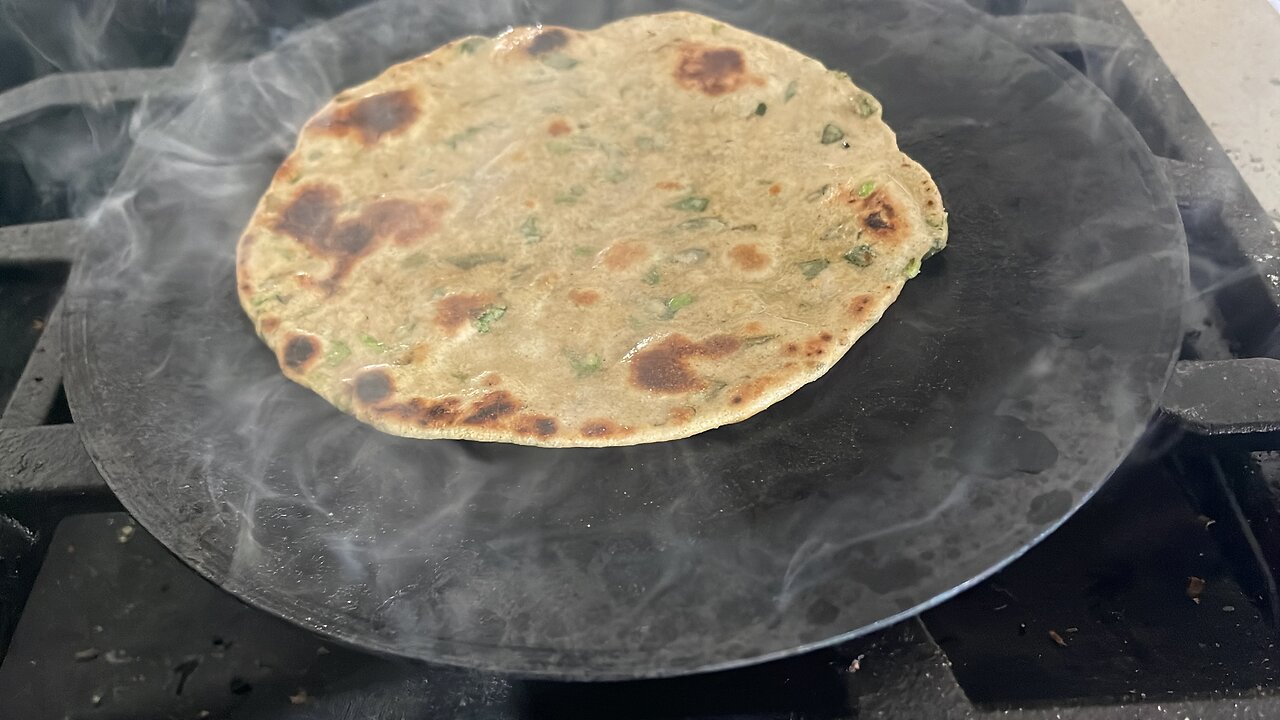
[{"left": 236, "top": 11, "right": 948, "bottom": 447}]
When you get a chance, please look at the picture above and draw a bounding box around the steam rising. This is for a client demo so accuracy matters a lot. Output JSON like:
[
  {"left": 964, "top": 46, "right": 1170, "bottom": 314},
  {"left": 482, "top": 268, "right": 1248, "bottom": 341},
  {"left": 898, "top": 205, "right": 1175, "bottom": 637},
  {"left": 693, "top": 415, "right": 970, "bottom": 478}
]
[{"left": 9, "top": 0, "right": 1190, "bottom": 677}]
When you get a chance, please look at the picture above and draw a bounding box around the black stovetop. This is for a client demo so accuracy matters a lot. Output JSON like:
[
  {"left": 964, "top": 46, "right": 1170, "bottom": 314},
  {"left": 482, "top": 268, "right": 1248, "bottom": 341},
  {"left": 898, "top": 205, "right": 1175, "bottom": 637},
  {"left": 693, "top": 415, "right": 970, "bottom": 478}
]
[{"left": 2, "top": 1, "right": 1279, "bottom": 718}]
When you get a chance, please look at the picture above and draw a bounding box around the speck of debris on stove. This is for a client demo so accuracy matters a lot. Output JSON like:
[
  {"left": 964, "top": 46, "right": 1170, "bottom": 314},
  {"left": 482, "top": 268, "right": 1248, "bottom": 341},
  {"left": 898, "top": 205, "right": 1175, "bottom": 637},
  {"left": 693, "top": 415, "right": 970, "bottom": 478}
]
[
  {"left": 290, "top": 689, "right": 309, "bottom": 705},
  {"left": 74, "top": 648, "right": 100, "bottom": 662}
]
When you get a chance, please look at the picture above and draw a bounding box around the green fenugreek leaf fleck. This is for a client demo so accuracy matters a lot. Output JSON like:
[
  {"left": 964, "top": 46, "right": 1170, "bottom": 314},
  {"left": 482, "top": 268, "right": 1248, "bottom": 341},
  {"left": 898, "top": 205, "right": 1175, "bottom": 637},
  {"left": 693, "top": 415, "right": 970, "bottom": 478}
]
[
  {"left": 604, "top": 166, "right": 628, "bottom": 183},
  {"left": 250, "top": 294, "right": 272, "bottom": 307},
  {"left": 360, "top": 334, "right": 386, "bottom": 351},
  {"left": 568, "top": 353, "right": 604, "bottom": 378},
  {"left": 445, "top": 126, "right": 483, "bottom": 149},
  {"left": 473, "top": 305, "right": 507, "bottom": 333},
  {"left": 542, "top": 53, "right": 579, "bottom": 70},
  {"left": 662, "top": 292, "right": 695, "bottom": 319},
  {"left": 458, "top": 37, "right": 486, "bottom": 54},
  {"left": 784, "top": 80, "right": 798, "bottom": 102},
  {"left": 742, "top": 334, "right": 778, "bottom": 347},
  {"left": 521, "top": 216, "right": 542, "bottom": 243},
  {"left": 821, "top": 124, "right": 845, "bottom": 144},
  {"left": 401, "top": 252, "right": 429, "bottom": 268},
  {"left": 573, "top": 245, "right": 596, "bottom": 257},
  {"left": 677, "top": 216, "right": 727, "bottom": 231},
  {"left": 856, "top": 94, "right": 879, "bottom": 118},
  {"left": 326, "top": 340, "right": 351, "bottom": 365},
  {"left": 446, "top": 253, "right": 506, "bottom": 270},
  {"left": 806, "top": 184, "right": 831, "bottom": 202},
  {"left": 644, "top": 266, "right": 661, "bottom": 285},
  {"left": 843, "top": 244, "right": 875, "bottom": 267},
  {"left": 799, "top": 258, "right": 830, "bottom": 279},
  {"left": 546, "top": 139, "right": 572, "bottom": 155},
  {"left": 831, "top": 69, "right": 851, "bottom": 82},
  {"left": 754, "top": 102, "right": 768, "bottom": 116},
  {"left": 671, "top": 196, "right": 710, "bottom": 212},
  {"left": 904, "top": 257, "right": 922, "bottom": 278},
  {"left": 858, "top": 181, "right": 877, "bottom": 197}
]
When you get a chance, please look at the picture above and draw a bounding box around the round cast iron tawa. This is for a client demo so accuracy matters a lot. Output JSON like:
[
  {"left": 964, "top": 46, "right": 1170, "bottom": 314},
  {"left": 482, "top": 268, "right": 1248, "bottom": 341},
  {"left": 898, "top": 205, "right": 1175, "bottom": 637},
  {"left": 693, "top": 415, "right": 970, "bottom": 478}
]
[{"left": 63, "top": 0, "right": 1186, "bottom": 679}]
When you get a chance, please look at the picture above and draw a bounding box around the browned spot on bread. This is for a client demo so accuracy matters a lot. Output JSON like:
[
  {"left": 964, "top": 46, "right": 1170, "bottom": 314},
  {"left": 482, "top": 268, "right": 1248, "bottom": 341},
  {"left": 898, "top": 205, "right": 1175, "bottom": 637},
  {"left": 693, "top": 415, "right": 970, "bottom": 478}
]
[
  {"left": 364, "top": 197, "right": 447, "bottom": 245},
  {"left": 462, "top": 390, "right": 520, "bottom": 426},
  {"left": 547, "top": 118, "right": 572, "bottom": 136},
  {"left": 373, "top": 396, "right": 462, "bottom": 427},
  {"left": 354, "top": 369, "right": 395, "bottom": 405},
  {"left": 523, "top": 199, "right": 536, "bottom": 209},
  {"left": 840, "top": 188, "right": 904, "bottom": 245},
  {"left": 272, "top": 157, "right": 298, "bottom": 185},
  {"left": 260, "top": 317, "right": 280, "bottom": 335},
  {"left": 276, "top": 185, "right": 339, "bottom": 243},
  {"left": 277, "top": 188, "right": 449, "bottom": 292},
  {"left": 526, "top": 27, "right": 570, "bottom": 56},
  {"left": 670, "top": 406, "right": 696, "bottom": 424},
  {"left": 730, "top": 375, "right": 778, "bottom": 406},
  {"left": 515, "top": 414, "right": 559, "bottom": 437},
  {"left": 397, "top": 342, "right": 430, "bottom": 365},
  {"left": 602, "top": 241, "right": 649, "bottom": 271},
  {"left": 783, "top": 342, "right": 800, "bottom": 356},
  {"left": 768, "top": 184, "right": 782, "bottom": 196},
  {"left": 628, "top": 334, "right": 741, "bottom": 394},
  {"left": 656, "top": 181, "right": 682, "bottom": 190},
  {"left": 803, "top": 335, "right": 832, "bottom": 358},
  {"left": 744, "top": 321, "right": 765, "bottom": 334},
  {"left": 580, "top": 419, "right": 631, "bottom": 439},
  {"left": 729, "top": 243, "right": 769, "bottom": 271},
  {"left": 434, "top": 292, "right": 493, "bottom": 334},
  {"left": 312, "top": 90, "right": 419, "bottom": 146},
  {"left": 417, "top": 397, "right": 462, "bottom": 425},
  {"left": 282, "top": 334, "right": 320, "bottom": 371},
  {"left": 674, "top": 44, "right": 756, "bottom": 96},
  {"left": 847, "top": 294, "right": 875, "bottom": 322},
  {"left": 569, "top": 289, "right": 600, "bottom": 307}
]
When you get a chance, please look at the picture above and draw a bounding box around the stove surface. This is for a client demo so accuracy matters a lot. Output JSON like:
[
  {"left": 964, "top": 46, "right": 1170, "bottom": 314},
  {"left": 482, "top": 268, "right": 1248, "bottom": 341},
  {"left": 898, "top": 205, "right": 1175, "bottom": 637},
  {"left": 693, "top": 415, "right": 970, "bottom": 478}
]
[{"left": 2, "top": 0, "right": 1279, "bottom": 718}]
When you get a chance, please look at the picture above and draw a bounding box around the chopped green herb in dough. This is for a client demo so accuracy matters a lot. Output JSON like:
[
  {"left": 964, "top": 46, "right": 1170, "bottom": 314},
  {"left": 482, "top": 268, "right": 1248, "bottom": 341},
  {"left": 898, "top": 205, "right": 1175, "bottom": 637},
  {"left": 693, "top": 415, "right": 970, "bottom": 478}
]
[
  {"left": 473, "top": 305, "right": 507, "bottom": 333},
  {"left": 671, "top": 196, "right": 710, "bottom": 212},
  {"left": 831, "top": 69, "right": 851, "bottom": 82},
  {"left": 806, "top": 184, "right": 831, "bottom": 202},
  {"left": 843, "top": 244, "right": 875, "bottom": 267},
  {"left": 573, "top": 245, "right": 596, "bottom": 257},
  {"left": 644, "top": 266, "right": 661, "bottom": 285},
  {"left": 445, "top": 126, "right": 484, "bottom": 149},
  {"left": 568, "top": 353, "right": 605, "bottom": 378},
  {"left": 677, "top": 216, "right": 727, "bottom": 231},
  {"left": 458, "top": 37, "right": 486, "bottom": 54},
  {"left": 858, "top": 181, "right": 877, "bottom": 197},
  {"left": 904, "top": 257, "right": 922, "bottom": 278},
  {"left": 542, "top": 53, "right": 579, "bottom": 70},
  {"left": 401, "top": 252, "right": 429, "bottom": 268},
  {"left": 447, "top": 253, "right": 506, "bottom": 270},
  {"left": 821, "top": 124, "right": 845, "bottom": 144},
  {"left": 546, "top": 139, "right": 572, "bottom": 155},
  {"left": 856, "top": 94, "right": 879, "bottom": 118},
  {"left": 754, "top": 102, "right": 768, "bottom": 116},
  {"left": 521, "top": 216, "right": 542, "bottom": 243},
  {"left": 799, "top": 258, "right": 830, "bottom": 279},
  {"left": 663, "top": 292, "right": 695, "bottom": 319},
  {"left": 742, "top": 334, "right": 778, "bottom": 347},
  {"left": 326, "top": 340, "right": 351, "bottom": 365},
  {"left": 360, "top": 334, "right": 386, "bottom": 351},
  {"left": 784, "top": 80, "right": 798, "bottom": 102}
]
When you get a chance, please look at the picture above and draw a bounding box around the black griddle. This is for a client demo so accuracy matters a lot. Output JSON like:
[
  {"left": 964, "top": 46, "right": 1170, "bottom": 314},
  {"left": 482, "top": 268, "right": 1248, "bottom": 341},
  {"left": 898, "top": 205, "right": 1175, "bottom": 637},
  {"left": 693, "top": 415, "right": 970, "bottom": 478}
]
[{"left": 60, "top": 0, "right": 1186, "bottom": 679}]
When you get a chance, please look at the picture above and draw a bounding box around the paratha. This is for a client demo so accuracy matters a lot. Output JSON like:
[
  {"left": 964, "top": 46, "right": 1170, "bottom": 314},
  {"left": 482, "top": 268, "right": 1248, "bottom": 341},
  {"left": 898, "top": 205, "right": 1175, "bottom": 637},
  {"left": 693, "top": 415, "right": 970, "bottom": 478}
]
[{"left": 236, "top": 11, "right": 948, "bottom": 448}]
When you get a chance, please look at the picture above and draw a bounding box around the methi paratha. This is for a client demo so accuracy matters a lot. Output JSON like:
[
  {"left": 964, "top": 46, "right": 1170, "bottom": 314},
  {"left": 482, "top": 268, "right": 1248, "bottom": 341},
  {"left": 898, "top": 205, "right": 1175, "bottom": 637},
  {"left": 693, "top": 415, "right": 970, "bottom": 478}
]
[{"left": 236, "top": 11, "right": 948, "bottom": 447}]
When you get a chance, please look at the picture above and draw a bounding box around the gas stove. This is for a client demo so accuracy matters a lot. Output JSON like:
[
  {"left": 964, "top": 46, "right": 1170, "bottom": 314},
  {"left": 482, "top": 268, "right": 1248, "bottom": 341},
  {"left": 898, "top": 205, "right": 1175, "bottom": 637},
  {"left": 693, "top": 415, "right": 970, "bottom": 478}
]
[{"left": 2, "top": 1, "right": 1278, "bottom": 718}]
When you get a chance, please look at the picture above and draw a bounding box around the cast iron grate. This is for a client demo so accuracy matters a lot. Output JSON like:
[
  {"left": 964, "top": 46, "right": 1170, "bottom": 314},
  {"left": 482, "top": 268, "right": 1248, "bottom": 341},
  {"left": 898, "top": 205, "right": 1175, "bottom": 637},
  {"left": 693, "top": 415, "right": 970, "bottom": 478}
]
[{"left": 0, "top": 0, "right": 1277, "bottom": 717}]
